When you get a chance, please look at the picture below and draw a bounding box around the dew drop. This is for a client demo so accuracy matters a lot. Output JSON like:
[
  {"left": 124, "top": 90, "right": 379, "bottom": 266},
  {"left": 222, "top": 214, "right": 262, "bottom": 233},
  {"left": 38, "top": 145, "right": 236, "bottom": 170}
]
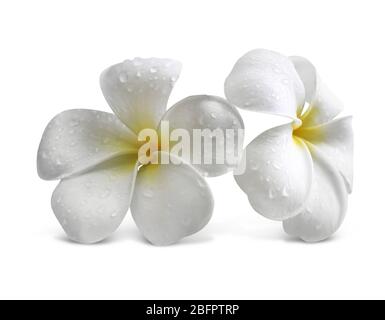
[
  {"left": 143, "top": 189, "right": 154, "bottom": 198},
  {"left": 110, "top": 211, "right": 118, "bottom": 218},
  {"left": 119, "top": 73, "right": 128, "bottom": 83},
  {"left": 70, "top": 120, "right": 79, "bottom": 127},
  {"left": 250, "top": 163, "right": 260, "bottom": 171},
  {"left": 281, "top": 186, "right": 289, "bottom": 197},
  {"left": 268, "top": 188, "right": 275, "bottom": 199},
  {"left": 149, "top": 67, "right": 157, "bottom": 73},
  {"left": 84, "top": 181, "right": 92, "bottom": 189},
  {"left": 210, "top": 112, "right": 217, "bottom": 119},
  {"left": 100, "top": 188, "right": 111, "bottom": 199},
  {"left": 136, "top": 71, "right": 142, "bottom": 78}
]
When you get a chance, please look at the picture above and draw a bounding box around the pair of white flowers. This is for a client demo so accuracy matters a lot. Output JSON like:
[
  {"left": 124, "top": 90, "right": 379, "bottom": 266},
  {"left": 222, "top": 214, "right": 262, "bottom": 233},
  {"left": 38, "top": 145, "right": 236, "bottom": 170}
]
[{"left": 37, "top": 49, "right": 353, "bottom": 245}]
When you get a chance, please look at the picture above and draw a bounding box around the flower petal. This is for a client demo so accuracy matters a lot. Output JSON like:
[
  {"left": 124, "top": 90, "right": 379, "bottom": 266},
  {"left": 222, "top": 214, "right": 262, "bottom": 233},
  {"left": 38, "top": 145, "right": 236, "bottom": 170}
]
[
  {"left": 37, "top": 109, "right": 138, "bottom": 180},
  {"left": 160, "top": 95, "right": 244, "bottom": 177},
  {"left": 234, "top": 123, "right": 313, "bottom": 220},
  {"left": 295, "top": 116, "right": 353, "bottom": 193},
  {"left": 100, "top": 58, "right": 182, "bottom": 134},
  {"left": 283, "top": 146, "right": 348, "bottom": 242},
  {"left": 225, "top": 49, "right": 305, "bottom": 119},
  {"left": 290, "top": 56, "right": 344, "bottom": 127},
  {"left": 51, "top": 155, "right": 138, "bottom": 244},
  {"left": 130, "top": 152, "right": 214, "bottom": 246}
]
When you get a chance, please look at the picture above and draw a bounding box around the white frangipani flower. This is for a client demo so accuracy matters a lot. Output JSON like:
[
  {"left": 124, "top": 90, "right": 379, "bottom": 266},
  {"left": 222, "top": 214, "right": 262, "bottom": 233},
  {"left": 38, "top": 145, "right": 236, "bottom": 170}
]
[
  {"left": 38, "top": 58, "right": 244, "bottom": 245},
  {"left": 225, "top": 49, "right": 353, "bottom": 242}
]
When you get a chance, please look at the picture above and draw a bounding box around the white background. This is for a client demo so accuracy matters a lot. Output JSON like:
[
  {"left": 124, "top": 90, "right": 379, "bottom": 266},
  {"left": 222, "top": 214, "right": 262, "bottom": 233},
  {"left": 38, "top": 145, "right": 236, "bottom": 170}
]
[{"left": 0, "top": 0, "right": 384, "bottom": 300}]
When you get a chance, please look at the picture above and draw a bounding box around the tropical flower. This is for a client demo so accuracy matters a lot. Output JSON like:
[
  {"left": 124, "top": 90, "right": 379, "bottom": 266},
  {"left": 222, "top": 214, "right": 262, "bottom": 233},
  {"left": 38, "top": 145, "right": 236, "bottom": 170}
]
[
  {"left": 37, "top": 58, "right": 244, "bottom": 245},
  {"left": 225, "top": 49, "right": 353, "bottom": 242}
]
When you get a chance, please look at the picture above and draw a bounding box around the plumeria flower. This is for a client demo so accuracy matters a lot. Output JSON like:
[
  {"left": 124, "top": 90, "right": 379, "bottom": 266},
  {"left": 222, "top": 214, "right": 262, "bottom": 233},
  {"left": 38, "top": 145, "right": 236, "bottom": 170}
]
[
  {"left": 37, "top": 58, "right": 244, "bottom": 245},
  {"left": 225, "top": 49, "right": 353, "bottom": 242}
]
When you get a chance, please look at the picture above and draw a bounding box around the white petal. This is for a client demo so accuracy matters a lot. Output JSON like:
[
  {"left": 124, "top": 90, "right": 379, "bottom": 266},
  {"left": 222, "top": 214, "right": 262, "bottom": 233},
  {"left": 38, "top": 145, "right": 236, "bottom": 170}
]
[
  {"left": 283, "top": 147, "right": 348, "bottom": 242},
  {"left": 37, "top": 109, "right": 138, "bottom": 180},
  {"left": 234, "top": 123, "right": 313, "bottom": 220},
  {"left": 51, "top": 155, "right": 138, "bottom": 244},
  {"left": 160, "top": 95, "right": 244, "bottom": 177},
  {"left": 131, "top": 152, "right": 214, "bottom": 246},
  {"left": 100, "top": 58, "right": 182, "bottom": 134},
  {"left": 225, "top": 49, "right": 305, "bottom": 119},
  {"left": 289, "top": 56, "right": 317, "bottom": 103},
  {"left": 290, "top": 56, "right": 344, "bottom": 127},
  {"left": 295, "top": 116, "right": 353, "bottom": 193}
]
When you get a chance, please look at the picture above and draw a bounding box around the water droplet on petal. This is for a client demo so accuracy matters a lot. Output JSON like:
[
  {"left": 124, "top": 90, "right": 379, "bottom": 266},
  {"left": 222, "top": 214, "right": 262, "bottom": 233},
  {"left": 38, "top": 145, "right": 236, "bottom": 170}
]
[
  {"left": 250, "top": 163, "right": 260, "bottom": 171},
  {"left": 143, "top": 189, "right": 154, "bottom": 198},
  {"left": 84, "top": 181, "right": 92, "bottom": 189},
  {"left": 110, "top": 211, "right": 118, "bottom": 218},
  {"left": 100, "top": 188, "right": 111, "bottom": 199},
  {"left": 281, "top": 186, "right": 289, "bottom": 197},
  {"left": 70, "top": 120, "right": 79, "bottom": 127},
  {"left": 149, "top": 67, "right": 157, "bottom": 73},
  {"left": 119, "top": 73, "right": 128, "bottom": 83}
]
